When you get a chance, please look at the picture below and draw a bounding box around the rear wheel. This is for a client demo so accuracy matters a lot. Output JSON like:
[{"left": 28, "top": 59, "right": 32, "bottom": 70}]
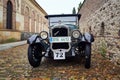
[
  {"left": 85, "top": 43, "right": 91, "bottom": 69},
  {"left": 28, "top": 44, "right": 43, "bottom": 67}
]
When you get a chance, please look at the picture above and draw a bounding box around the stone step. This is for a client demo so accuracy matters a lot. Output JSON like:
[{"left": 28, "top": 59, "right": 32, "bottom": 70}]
[{"left": 0, "top": 40, "right": 27, "bottom": 51}]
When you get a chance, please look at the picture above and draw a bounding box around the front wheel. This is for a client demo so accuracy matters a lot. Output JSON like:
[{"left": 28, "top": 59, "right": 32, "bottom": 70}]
[
  {"left": 28, "top": 44, "right": 43, "bottom": 67},
  {"left": 85, "top": 43, "right": 91, "bottom": 69}
]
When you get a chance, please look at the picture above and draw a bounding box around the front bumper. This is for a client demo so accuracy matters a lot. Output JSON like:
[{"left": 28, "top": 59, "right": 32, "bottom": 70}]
[{"left": 46, "top": 46, "right": 79, "bottom": 60}]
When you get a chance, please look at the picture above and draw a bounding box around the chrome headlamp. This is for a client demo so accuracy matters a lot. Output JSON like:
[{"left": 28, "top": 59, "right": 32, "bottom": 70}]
[
  {"left": 72, "top": 30, "right": 81, "bottom": 39},
  {"left": 40, "top": 31, "right": 48, "bottom": 39}
]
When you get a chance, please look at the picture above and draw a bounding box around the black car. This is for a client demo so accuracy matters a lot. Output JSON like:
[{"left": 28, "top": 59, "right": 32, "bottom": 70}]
[{"left": 27, "top": 14, "right": 94, "bottom": 69}]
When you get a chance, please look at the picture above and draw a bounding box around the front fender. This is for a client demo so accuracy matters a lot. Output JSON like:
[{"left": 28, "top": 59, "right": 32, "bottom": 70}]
[
  {"left": 27, "top": 34, "right": 41, "bottom": 44},
  {"left": 81, "top": 32, "right": 94, "bottom": 43},
  {"left": 27, "top": 34, "right": 49, "bottom": 51}
]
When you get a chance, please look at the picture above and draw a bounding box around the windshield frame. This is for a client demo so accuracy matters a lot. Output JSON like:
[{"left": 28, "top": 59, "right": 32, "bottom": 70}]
[{"left": 45, "top": 14, "right": 81, "bottom": 27}]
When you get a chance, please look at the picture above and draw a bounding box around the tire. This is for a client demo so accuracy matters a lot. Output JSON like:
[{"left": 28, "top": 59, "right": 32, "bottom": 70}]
[
  {"left": 85, "top": 43, "right": 91, "bottom": 69},
  {"left": 28, "top": 44, "right": 42, "bottom": 67}
]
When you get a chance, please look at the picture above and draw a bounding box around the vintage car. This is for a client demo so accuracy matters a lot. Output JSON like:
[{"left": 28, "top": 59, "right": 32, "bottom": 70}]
[{"left": 27, "top": 14, "right": 94, "bottom": 69}]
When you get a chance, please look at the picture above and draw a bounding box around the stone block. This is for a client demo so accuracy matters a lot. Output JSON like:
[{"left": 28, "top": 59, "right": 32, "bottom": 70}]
[{"left": 0, "top": 30, "right": 21, "bottom": 43}]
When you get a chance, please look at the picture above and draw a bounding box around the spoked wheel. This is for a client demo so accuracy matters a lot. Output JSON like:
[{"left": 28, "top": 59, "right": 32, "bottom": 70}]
[
  {"left": 85, "top": 43, "right": 91, "bottom": 69},
  {"left": 28, "top": 44, "right": 43, "bottom": 67}
]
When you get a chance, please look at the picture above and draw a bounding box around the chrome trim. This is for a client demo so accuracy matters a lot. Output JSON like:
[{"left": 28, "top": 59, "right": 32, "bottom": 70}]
[
  {"left": 40, "top": 31, "right": 48, "bottom": 40},
  {"left": 50, "top": 24, "right": 71, "bottom": 52}
]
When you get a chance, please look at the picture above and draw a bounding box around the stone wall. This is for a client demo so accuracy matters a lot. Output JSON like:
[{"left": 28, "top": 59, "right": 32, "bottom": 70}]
[
  {"left": 0, "top": 30, "right": 21, "bottom": 43},
  {"left": 79, "top": 0, "right": 120, "bottom": 65},
  {"left": 79, "top": 0, "right": 108, "bottom": 33}
]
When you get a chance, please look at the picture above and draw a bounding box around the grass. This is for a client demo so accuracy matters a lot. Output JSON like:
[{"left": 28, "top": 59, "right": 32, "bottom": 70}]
[
  {"left": 0, "top": 38, "right": 18, "bottom": 44},
  {"left": 98, "top": 41, "right": 107, "bottom": 58}
]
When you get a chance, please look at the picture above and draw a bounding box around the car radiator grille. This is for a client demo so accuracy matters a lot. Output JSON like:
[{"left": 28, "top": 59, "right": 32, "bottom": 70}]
[{"left": 52, "top": 27, "right": 69, "bottom": 49}]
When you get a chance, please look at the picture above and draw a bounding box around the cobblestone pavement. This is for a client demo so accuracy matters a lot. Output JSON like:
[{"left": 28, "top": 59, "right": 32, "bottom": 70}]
[{"left": 0, "top": 44, "right": 120, "bottom": 80}]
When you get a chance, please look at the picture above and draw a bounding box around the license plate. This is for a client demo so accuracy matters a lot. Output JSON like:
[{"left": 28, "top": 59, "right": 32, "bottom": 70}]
[
  {"left": 50, "top": 37, "right": 71, "bottom": 43},
  {"left": 54, "top": 50, "right": 65, "bottom": 60}
]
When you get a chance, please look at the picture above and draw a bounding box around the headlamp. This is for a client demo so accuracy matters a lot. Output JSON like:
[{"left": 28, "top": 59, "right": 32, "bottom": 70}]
[
  {"left": 40, "top": 31, "right": 48, "bottom": 39},
  {"left": 72, "top": 30, "right": 81, "bottom": 39}
]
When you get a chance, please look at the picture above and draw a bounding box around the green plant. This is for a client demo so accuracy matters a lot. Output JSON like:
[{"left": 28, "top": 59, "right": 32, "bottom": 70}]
[
  {"left": 99, "top": 41, "right": 107, "bottom": 57},
  {"left": 4, "top": 38, "right": 17, "bottom": 43}
]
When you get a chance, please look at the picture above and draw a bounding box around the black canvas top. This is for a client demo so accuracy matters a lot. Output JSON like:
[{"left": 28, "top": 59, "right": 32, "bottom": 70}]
[{"left": 45, "top": 14, "right": 81, "bottom": 20}]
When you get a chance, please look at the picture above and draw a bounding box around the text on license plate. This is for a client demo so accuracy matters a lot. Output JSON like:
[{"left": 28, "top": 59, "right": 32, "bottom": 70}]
[
  {"left": 50, "top": 37, "right": 71, "bottom": 43},
  {"left": 54, "top": 51, "right": 65, "bottom": 60}
]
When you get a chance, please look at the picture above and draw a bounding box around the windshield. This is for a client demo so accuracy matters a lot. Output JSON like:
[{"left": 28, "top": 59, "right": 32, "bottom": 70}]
[{"left": 49, "top": 16, "right": 77, "bottom": 26}]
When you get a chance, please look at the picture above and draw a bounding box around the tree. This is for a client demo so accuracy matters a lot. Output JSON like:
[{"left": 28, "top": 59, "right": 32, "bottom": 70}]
[
  {"left": 72, "top": 7, "right": 76, "bottom": 14},
  {"left": 78, "top": 2, "right": 82, "bottom": 12}
]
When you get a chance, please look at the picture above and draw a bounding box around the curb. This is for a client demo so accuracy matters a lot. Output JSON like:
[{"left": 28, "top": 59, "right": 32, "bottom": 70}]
[{"left": 0, "top": 40, "right": 27, "bottom": 51}]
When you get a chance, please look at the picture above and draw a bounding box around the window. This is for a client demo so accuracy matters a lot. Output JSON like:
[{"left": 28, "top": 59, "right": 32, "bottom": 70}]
[
  {"left": 89, "top": 26, "right": 91, "bottom": 33},
  {"left": 100, "top": 22, "right": 105, "bottom": 36},
  {"left": 118, "top": 30, "right": 120, "bottom": 37},
  {"left": 6, "top": 0, "right": 13, "bottom": 29}
]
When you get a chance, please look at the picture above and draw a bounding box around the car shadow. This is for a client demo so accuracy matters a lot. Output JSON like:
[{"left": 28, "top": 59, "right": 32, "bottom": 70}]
[{"left": 41, "top": 56, "right": 85, "bottom": 67}]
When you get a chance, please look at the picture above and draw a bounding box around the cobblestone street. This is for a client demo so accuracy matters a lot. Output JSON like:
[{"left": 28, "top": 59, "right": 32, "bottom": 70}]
[{"left": 0, "top": 44, "right": 120, "bottom": 80}]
